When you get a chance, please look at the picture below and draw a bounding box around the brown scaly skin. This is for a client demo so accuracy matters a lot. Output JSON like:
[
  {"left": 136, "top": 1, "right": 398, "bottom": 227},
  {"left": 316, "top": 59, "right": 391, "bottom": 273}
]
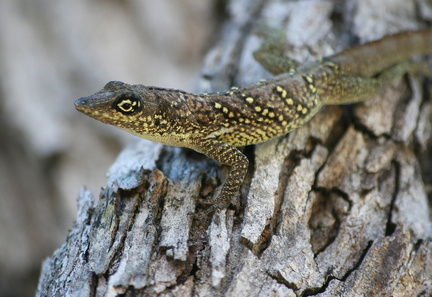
[{"left": 75, "top": 29, "right": 432, "bottom": 216}]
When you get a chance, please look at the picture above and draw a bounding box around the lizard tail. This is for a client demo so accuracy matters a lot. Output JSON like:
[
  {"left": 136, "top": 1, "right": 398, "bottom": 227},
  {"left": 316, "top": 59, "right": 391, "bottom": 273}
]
[{"left": 329, "top": 29, "right": 432, "bottom": 77}]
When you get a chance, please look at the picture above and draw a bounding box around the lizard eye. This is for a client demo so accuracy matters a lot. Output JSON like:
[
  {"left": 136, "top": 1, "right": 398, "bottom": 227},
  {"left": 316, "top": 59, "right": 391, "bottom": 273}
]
[{"left": 113, "top": 94, "right": 142, "bottom": 115}]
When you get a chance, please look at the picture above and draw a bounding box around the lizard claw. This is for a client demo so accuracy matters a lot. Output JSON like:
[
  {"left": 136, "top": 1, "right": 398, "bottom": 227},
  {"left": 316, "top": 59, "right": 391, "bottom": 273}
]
[
  {"left": 189, "top": 206, "right": 217, "bottom": 219},
  {"left": 190, "top": 196, "right": 232, "bottom": 218}
]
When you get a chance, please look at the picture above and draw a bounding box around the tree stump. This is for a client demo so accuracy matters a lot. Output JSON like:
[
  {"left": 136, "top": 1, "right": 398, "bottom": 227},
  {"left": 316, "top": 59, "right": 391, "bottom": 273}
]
[{"left": 37, "top": 0, "right": 432, "bottom": 296}]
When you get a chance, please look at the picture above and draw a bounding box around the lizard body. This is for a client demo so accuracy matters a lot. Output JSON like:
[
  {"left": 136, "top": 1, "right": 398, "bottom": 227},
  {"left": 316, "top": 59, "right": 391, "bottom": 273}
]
[{"left": 75, "top": 29, "right": 432, "bottom": 214}]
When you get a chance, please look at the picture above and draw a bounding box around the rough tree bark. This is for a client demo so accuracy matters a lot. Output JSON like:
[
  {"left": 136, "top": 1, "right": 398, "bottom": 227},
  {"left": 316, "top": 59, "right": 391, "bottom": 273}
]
[{"left": 37, "top": 0, "right": 432, "bottom": 296}]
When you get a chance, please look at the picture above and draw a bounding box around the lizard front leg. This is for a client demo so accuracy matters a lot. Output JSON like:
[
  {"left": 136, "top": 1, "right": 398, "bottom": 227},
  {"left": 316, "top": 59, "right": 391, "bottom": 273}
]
[
  {"left": 253, "top": 26, "right": 300, "bottom": 75},
  {"left": 191, "top": 138, "right": 249, "bottom": 216}
]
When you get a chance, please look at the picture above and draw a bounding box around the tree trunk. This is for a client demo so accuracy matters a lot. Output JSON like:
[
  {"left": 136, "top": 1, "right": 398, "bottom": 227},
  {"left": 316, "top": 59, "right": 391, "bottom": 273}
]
[{"left": 37, "top": 0, "right": 432, "bottom": 296}]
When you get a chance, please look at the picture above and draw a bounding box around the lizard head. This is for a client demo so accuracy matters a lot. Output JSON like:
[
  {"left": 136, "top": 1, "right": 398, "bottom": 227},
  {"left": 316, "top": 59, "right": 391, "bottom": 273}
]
[
  {"left": 74, "top": 81, "right": 151, "bottom": 124},
  {"left": 74, "top": 81, "right": 197, "bottom": 145}
]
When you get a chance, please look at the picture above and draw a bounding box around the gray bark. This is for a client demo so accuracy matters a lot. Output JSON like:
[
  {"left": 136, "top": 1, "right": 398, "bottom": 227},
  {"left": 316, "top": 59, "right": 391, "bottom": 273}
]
[{"left": 37, "top": 0, "right": 432, "bottom": 296}]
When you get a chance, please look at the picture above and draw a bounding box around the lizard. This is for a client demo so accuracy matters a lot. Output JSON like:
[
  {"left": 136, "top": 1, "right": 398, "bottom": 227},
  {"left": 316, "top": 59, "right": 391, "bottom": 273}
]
[{"left": 75, "top": 28, "right": 432, "bottom": 216}]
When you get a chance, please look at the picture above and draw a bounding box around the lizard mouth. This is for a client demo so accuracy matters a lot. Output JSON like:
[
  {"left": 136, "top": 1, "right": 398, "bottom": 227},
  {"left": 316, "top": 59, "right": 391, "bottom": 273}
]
[
  {"left": 74, "top": 92, "right": 116, "bottom": 118},
  {"left": 74, "top": 97, "right": 111, "bottom": 123},
  {"left": 74, "top": 97, "right": 98, "bottom": 116},
  {"left": 74, "top": 98, "right": 94, "bottom": 116},
  {"left": 74, "top": 98, "right": 87, "bottom": 113}
]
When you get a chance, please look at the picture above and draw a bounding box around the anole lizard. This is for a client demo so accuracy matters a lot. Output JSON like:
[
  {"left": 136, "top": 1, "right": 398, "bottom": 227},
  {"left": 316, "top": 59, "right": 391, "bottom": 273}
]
[{"left": 75, "top": 28, "right": 432, "bottom": 215}]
